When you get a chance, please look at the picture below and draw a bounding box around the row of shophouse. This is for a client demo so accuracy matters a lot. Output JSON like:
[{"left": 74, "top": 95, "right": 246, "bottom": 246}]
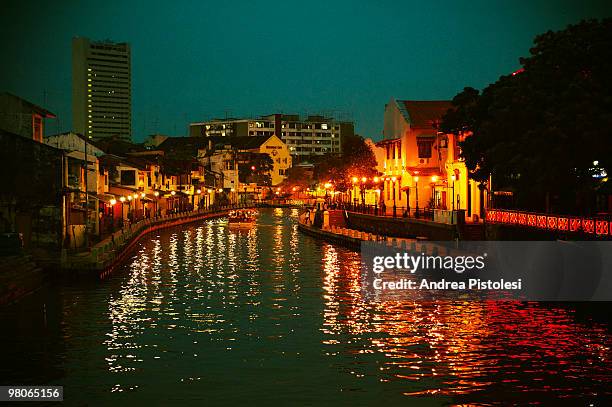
[
  {"left": 0, "top": 93, "right": 293, "bottom": 252},
  {"left": 1, "top": 90, "right": 485, "bottom": 255}
]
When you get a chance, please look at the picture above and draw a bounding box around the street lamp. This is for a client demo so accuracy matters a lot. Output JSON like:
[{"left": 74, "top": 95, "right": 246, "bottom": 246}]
[
  {"left": 109, "top": 199, "right": 116, "bottom": 233},
  {"left": 153, "top": 191, "right": 159, "bottom": 217},
  {"left": 431, "top": 175, "right": 438, "bottom": 208},
  {"left": 450, "top": 174, "right": 456, "bottom": 211},
  {"left": 119, "top": 196, "right": 126, "bottom": 227},
  {"left": 414, "top": 176, "right": 419, "bottom": 216},
  {"left": 360, "top": 177, "right": 367, "bottom": 209},
  {"left": 391, "top": 176, "right": 397, "bottom": 217},
  {"left": 372, "top": 177, "right": 379, "bottom": 214}
]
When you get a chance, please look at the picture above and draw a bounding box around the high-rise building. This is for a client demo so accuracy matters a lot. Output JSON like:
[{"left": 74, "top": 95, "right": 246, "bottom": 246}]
[
  {"left": 72, "top": 37, "right": 132, "bottom": 141},
  {"left": 189, "top": 114, "right": 353, "bottom": 157}
]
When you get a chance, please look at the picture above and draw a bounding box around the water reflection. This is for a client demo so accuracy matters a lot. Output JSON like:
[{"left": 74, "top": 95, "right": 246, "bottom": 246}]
[
  {"left": 320, "top": 241, "right": 611, "bottom": 404},
  {"left": 1, "top": 208, "right": 609, "bottom": 405}
]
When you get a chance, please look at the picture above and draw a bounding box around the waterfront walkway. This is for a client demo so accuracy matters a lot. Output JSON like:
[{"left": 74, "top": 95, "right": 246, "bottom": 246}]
[{"left": 64, "top": 204, "right": 254, "bottom": 276}]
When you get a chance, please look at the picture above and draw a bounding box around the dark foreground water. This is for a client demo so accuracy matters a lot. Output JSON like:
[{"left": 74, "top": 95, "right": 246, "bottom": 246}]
[{"left": 1, "top": 208, "right": 610, "bottom": 406}]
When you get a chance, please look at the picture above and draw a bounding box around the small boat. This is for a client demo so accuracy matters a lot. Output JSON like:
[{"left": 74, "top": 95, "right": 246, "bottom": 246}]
[{"left": 228, "top": 210, "right": 256, "bottom": 227}]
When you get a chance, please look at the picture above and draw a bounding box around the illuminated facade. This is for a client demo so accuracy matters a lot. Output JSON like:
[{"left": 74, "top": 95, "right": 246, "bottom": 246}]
[
  {"left": 72, "top": 37, "right": 132, "bottom": 141},
  {"left": 376, "top": 98, "right": 484, "bottom": 221},
  {"left": 201, "top": 134, "right": 292, "bottom": 187}
]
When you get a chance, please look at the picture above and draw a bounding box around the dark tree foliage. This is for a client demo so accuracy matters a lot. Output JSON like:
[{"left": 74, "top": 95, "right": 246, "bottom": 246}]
[
  {"left": 441, "top": 19, "right": 612, "bottom": 213},
  {"left": 313, "top": 134, "right": 378, "bottom": 191},
  {"left": 238, "top": 153, "right": 273, "bottom": 186},
  {"left": 282, "top": 166, "right": 314, "bottom": 190}
]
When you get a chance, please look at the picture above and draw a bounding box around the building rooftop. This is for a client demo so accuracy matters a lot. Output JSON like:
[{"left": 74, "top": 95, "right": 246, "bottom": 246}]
[
  {"left": 209, "top": 135, "right": 273, "bottom": 150},
  {"left": 0, "top": 92, "right": 56, "bottom": 118}
]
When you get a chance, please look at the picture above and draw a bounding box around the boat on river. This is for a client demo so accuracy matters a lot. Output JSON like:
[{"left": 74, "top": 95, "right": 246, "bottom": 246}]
[{"left": 228, "top": 209, "right": 257, "bottom": 227}]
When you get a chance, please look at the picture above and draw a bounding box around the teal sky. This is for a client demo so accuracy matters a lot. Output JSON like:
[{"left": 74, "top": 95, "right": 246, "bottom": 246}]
[{"left": 1, "top": 0, "right": 610, "bottom": 141}]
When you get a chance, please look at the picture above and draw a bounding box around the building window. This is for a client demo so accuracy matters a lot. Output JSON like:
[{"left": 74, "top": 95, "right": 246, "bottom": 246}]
[
  {"left": 417, "top": 139, "right": 433, "bottom": 159},
  {"left": 120, "top": 170, "right": 136, "bottom": 186},
  {"left": 397, "top": 141, "right": 401, "bottom": 159}
]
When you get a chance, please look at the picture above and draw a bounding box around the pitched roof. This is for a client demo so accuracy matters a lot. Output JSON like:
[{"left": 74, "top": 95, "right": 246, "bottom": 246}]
[
  {"left": 158, "top": 136, "right": 208, "bottom": 149},
  {"left": 1, "top": 92, "right": 56, "bottom": 118},
  {"left": 209, "top": 135, "right": 272, "bottom": 150},
  {"left": 397, "top": 100, "right": 453, "bottom": 128}
]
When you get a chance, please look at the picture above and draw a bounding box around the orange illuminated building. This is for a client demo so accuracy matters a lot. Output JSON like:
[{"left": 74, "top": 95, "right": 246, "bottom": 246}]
[{"left": 375, "top": 98, "right": 486, "bottom": 221}]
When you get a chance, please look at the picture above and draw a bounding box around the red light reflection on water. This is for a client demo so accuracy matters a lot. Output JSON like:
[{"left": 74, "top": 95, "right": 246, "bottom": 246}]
[{"left": 321, "top": 244, "right": 611, "bottom": 403}]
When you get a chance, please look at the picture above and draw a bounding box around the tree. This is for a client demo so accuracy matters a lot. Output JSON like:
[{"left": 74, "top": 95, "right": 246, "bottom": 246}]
[
  {"left": 313, "top": 134, "right": 379, "bottom": 191},
  {"left": 238, "top": 152, "right": 273, "bottom": 186},
  {"left": 441, "top": 18, "right": 612, "bottom": 214},
  {"left": 282, "top": 166, "right": 313, "bottom": 190}
]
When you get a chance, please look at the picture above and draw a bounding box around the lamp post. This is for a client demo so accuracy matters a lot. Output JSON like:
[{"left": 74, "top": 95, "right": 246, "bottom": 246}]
[
  {"left": 109, "top": 199, "right": 116, "bottom": 234},
  {"left": 431, "top": 175, "right": 438, "bottom": 208},
  {"left": 351, "top": 177, "right": 358, "bottom": 210},
  {"left": 405, "top": 187, "right": 411, "bottom": 217},
  {"left": 373, "top": 176, "right": 379, "bottom": 215},
  {"left": 414, "top": 176, "right": 419, "bottom": 217},
  {"left": 127, "top": 195, "right": 133, "bottom": 223},
  {"left": 154, "top": 191, "right": 159, "bottom": 217},
  {"left": 391, "top": 176, "right": 397, "bottom": 218},
  {"left": 119, "top": 196, "right": 126, "bottom": 228},
  {"left": 451, "top": 174, "right": 456, "bottom": 211}
]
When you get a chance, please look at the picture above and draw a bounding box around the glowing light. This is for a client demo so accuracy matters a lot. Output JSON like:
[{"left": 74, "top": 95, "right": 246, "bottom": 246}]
[
  {"left": 373, "top": 176, "right": 379, "bottom": 183},
  {"left": 451, "top": 174, "right": 456, "bottom": 181},
  {"left": 324, "top": 183, "right": 332, "bottom": 189},
  {"left": 231, "top": 188, "right": 235, "bottom": 192},
  {"left": 207, "top": 189, "right": 213, "bottom": 193},
  {"left": 431, "top": 175, "right": 438, "bottom": 182},
  {"left": 119, "top": 196, "right": 126, "bottom": 202},
  {"left": 251, "top": 166, "right": 256, "bottom": 171},
  {"left": 110, "top": 199, "right": 117, "bottom": 205},
  {"left": 361, "top": 177, "right": 367, "bottom": 183},
  {"left": 127, "top": 196, "right": 132, "bottom": 201},
  {"left": 391, "top": 176, "right": 397, "bottom": 182},
  {"left": 171, "top": 191, "right": 176, "bottom": 196},
  {"left": 154, "top": 191, "right": 159, "bottom": 197},
  {"left": 140, "top": 193, "right": 145, "bottom": 198},
  {"left": 133, "top": 193, "right": 139, "bottom": 199},
  {"left": 196, "top": 189, "right": 201, "bottom": 194},
  {"left": 414, "top": 176, "right": 419, "bottom": 183},
  {"left": 352, "top": 177, "right": 358, "bottom": 183}
]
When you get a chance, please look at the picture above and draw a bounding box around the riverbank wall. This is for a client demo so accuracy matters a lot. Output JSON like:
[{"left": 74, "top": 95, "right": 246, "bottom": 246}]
[
  {"left": 345, "top": 212, "right": 459, "bottom": 240},
  {"left": 0, "top": 254, "right": 44, "bottom": 305},
  {"left": 63, "top": 207, "right": 245, "bottom": 277}
]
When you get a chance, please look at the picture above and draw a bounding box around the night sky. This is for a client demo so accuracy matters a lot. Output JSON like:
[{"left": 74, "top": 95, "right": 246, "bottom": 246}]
[{"left": 1, "top": 0, "right": 610, "bottom": 141}]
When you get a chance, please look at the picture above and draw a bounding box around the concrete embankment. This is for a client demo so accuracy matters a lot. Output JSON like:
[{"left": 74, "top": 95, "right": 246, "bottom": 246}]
[
  {"left": 345, "top": 212, "right": 460, "bottom": 240},
  {"left": 297, "top": 213, "right": 422, "bottom": 252},
  {"left": 0, "top": 254, "right": 44, "bottom": 305},
  {"left": 297, "top": 212, "right": 469, "bottom": 257},
  {"left": 63, "top": 208, "right": 239, "bottom": 277}
]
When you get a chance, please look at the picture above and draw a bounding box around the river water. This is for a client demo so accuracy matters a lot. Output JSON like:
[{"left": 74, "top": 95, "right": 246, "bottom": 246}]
[{"left": 1, "top": 208, "right": 610, "bottom": 406}]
